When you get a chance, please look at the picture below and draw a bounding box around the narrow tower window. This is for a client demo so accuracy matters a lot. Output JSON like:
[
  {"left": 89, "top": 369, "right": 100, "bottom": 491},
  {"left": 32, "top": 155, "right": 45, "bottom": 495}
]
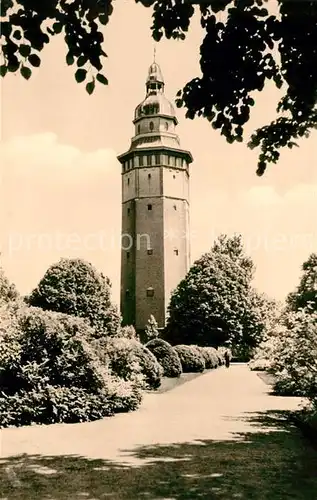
[
  {"left": 127, "top": 251, "right": 130, "bottom": 259},
  {"left": 147, "top": 204, "right": 152, "bottom": 211},
  {"left": 155, "top": 154, "right": 160, "bottom": 165},
  {"left": 148, "top": 173, "right": 151, "bottom": 179},
  {"left": 139, "top": 156, "right": 143, "bottom": 166},
  {"left": 147, "top": 155, "right": 152, "bottom": 166},
  {"left": 127, "top": 178, "right": 130, "bottom": 185},
  {"left": 149, "top": 121, "right": 154, "bottom": 132},
  {"left": 137, "top": 124, "right": 141, "bottom": 134},
  {"left": 165, "top": 121, "right": 168, "bottom": 130},
  {"left": 174, "top": 249, "right": 179, "bottom": 256},
  {"left": 146, "top": 287, "right": 154, "bottom": 297}
]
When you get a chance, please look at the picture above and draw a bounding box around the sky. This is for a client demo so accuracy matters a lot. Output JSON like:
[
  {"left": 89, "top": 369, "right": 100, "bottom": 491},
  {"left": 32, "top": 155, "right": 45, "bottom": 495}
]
[{"left": 1, "top": 1, "right": 316, "bottom": 306}]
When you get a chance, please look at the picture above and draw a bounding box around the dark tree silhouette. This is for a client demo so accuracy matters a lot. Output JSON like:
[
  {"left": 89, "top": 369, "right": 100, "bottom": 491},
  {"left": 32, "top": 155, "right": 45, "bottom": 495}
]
[{"left": 1, "top": 0, "right": 317, "bottom": 173}]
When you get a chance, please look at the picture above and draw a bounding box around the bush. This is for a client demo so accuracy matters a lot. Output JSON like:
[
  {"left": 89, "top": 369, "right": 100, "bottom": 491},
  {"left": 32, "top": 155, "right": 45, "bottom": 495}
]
[
  {"left": 248, "top": 357, "right": 271, "bottom": 371},
  {"left": 174, "top": 345, "right": 205, "bottom": 373},
  {"left": 0, "top": 305, "right": 141, "bottom": 427},
  {"left": 248, "top": 337, "right": 277, "bottom": 371},
  {"left": 0, "top": 386, "right": 114, "bottom": 427},
  {"left": 27, "top": 258, "right": 121, "bottom": 336},
  {"left": 270, "top": 310, "right": 317, "bottom": 399},
  {"left": 216, "top": 347, "right": 229, "bottom": 365},
  {"left": 195, "top": 346, "right": 219, "bottom": 369},
  {"left": 94, "top": 337, "right": 163, "bottom": 390},
  {"left": 117, "top": 325, "right": 139, "bottom": 340},
  {"left": 146, "top": 338, "right": 182, "bottom": 378}
]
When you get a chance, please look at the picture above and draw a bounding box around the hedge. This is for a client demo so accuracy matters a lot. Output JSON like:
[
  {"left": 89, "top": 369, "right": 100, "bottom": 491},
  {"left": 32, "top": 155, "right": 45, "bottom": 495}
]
[
  {"left": 0, "top": 305, "right": 142, "bottom": 427},
  {"left": 195, "top": 346, "right": 219, "bottom": 369},
  {"left": 174, "top": 345, "right": 205, "bottom": 373},
  {"left": 94, "top": 337, "right": 163, "bottom": 390},
  {"left": 146, "top": 338, "right": 182, "bottom": 378}
]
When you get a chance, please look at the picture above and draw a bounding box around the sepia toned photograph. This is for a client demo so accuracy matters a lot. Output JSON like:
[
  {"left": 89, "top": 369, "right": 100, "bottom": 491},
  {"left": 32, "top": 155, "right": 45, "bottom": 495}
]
[{"left": 1, "top": 1, "right": 317, "bottom": 498}]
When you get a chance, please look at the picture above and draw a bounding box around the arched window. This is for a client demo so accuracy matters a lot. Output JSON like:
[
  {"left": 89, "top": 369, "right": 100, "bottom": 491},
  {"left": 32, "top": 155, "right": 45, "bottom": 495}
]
[
  {"left": 137, "top": 124, "right": 141, "bottom": 134},
  {"left": 149, "top": 121, "right": 154, "bottom": 132},
  {"left": 165, "top": 121, "right": 168, "bottom": 131}
]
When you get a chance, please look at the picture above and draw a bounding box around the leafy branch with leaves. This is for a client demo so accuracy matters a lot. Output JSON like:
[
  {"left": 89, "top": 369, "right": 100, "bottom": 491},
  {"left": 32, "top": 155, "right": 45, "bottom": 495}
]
[{"left": 2, "top": 0, "right": 317, "bottom": 174}]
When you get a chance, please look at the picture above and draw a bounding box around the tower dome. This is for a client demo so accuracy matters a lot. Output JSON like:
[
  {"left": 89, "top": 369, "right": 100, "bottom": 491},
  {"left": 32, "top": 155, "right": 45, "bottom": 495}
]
[
  {"left": 134, "top": 61, "right": 176, "bottom": 121},
  {"left": 134, "top": 93, "right": 176, "bottom": 121}
]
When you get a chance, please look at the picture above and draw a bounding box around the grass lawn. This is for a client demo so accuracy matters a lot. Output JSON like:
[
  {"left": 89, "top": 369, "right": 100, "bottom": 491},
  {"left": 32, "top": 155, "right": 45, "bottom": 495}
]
[{"left": 151, "top": 368, "right": 219, "bottom": 394}]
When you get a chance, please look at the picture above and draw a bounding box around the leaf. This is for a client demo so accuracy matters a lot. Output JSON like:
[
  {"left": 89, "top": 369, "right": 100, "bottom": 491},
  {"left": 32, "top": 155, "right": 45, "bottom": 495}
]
[
  {"left": 53, "top": 22, "right": 63, "bottom": 34},
  {"left": 0, "top": 66, "right": 7, "bottom": 77},
  {"left": 7, "top": 56, "right": 20, "bottom": 73},
  {"left": 28, "top": 54, "right": 41, "bottom": 67},
  {"left": 13, "top": 30, "right": 22, "bottom": 40},
  {"left": 20, "top": 66, "right": 32, "bottom": 80},
  {"left": 86, "top": 79, "right": 95, "bottom": 95},
  {"left": 75, "top": 68, "right": 87, "bottom": 83},
  {"left": 99, "top": 14, "right": 108, "bottom": 25},
  {"left": 152, "top": 30, "right": 162, "bottom": 42},
  {"left": 19, "top": 44, "right": 31, "bottom": 57},
  {"left": 96, "top": 73, "right": 108, "bottom": 85},
  {"left": 175, "top": 99, "right": 183, "bottom": 108},
  {"left": 66, "top": 52, "right": 74, "bottom": 65},
  {"left": 77, "top": 55, "right": 87, "bottom": 67}
]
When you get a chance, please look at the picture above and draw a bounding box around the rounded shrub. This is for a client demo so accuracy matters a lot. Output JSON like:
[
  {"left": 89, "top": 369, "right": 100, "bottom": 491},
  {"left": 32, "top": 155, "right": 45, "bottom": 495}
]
[
  {"left": 27, "top": 258, "right": 121, "bottom": 336},
  {"left": 195, "top": 346, "right": 219, "bottom": 369},
  {"left": 0, "top": 305, "right": 141, "bottom": 427},
  {"left": 174, "top": 345, "right": 205, "bottom": 373},
  {"left": 94, "top": 337, "right": 163, "bottom": 390},
  {"left": 146, "top": 338, "right": 182, "bottom": 378},
  {"left": 216, "top": 347, "right": 229, "bottom": 366}
]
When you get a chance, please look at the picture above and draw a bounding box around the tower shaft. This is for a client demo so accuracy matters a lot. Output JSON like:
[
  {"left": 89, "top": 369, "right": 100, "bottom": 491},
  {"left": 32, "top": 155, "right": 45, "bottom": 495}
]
[{"left": 117, "top": 62, "right": 193, "bottom": 331}]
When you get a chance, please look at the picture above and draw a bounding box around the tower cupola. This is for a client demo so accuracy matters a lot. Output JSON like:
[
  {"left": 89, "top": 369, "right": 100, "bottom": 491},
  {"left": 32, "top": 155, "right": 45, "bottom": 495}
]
[
  {"left": 146, "top": 62, "right": 164, "bottom": 94},
  {"left": 134, "top": 60, "right": 177, "bottom": 124}
]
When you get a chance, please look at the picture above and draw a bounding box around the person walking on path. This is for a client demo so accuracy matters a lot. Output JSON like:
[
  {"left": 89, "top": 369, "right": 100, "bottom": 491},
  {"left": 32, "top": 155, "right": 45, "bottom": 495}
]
[{"left": 224, "top": 349, "right": 230, "bottom": 368}]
